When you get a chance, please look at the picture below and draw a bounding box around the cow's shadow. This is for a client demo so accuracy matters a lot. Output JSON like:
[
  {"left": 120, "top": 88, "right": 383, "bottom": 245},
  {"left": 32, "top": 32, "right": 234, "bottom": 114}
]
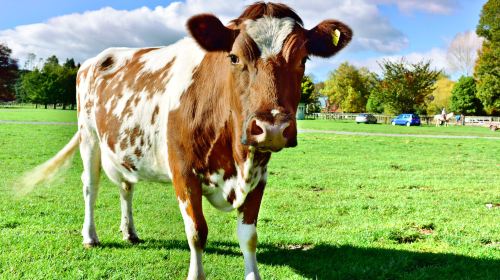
[{"left": 102, "top": 239, "right": 500, "bottom": 279}]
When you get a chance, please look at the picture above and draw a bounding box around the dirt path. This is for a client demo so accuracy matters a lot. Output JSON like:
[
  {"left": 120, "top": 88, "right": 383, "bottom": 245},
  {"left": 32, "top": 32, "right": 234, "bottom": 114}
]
[{"left": 1, "top": 120, "right": 498, "bottom": 140}]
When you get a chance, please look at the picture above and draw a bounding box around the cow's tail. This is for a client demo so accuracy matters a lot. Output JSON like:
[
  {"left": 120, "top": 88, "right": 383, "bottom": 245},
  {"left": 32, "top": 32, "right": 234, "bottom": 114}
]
[{"left": 16, "top": 131, "right": 81, "bottom": 196}]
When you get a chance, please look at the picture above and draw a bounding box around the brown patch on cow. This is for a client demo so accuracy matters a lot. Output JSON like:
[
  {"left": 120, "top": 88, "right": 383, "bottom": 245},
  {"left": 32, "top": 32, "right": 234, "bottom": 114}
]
[
  {"left": 134, "top": 147, "right": 143, "bottom": 158},
  {"left": 151, "top": 105, "right": 160, "bottom": 125},
  {"left": 77, "top": 66, "right": 90, "bottom": 87},
  {"left": 121, "top": 98, "right": 135, "bottom": 120},
  {"left": 238, "top": 180, "right": 265, "bottom": 225},
  {"left": 92, "top": 48, "right": 176, "bottom": 154},
  {"left": 122, "top": 181, "right": 133, "bottom": 191},
  {"left": 119, "top": 137, "right": 128, "bottom": 150},
  {"left": 247, "top": 232, "right": 257, "bottom": 252},
  {"left": 122, "top": 156, "right": 136, "bottom": 171},
  {"left": 84, "top": 98, "right": 93, "bottom": 115},
  {"left": 133, "top": 58, "right": 176, "bottom": 99},
  {"left": 226, "top": 189, "right": 236, "bottom": 204},
  {"left": 231, "top": 2, "right": 303, "bottom": 26},
  {"left": 99, "top": 56, "right": 114, "bottom": 70},
  {"left": 130, "top": 125, "right": 143, "bottom": 146}
]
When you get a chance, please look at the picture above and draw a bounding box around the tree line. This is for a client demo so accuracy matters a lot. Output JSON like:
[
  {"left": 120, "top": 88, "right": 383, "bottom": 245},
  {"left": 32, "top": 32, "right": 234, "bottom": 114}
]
[
  {"left": 0, "top": 1, "right": 498, "bottom": 115},
  {"left": 0, "top": 48, "right": 78, "bottom": 109},
  {"left": 305, "top": 0, "right": 498, "bottom": 116}
]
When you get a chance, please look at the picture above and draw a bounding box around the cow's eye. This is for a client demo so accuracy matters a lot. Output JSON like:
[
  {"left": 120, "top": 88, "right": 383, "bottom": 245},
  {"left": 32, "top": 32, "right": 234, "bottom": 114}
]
[
  {"left": 228, "top": 54, "right": 240, "bottom": 65},
  {"left": 301, "top": 56, "right": 310, "bottom": 67}
]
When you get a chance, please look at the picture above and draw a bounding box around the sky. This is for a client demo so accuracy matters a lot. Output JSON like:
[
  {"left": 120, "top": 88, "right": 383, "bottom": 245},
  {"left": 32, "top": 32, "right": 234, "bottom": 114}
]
[{"left": 0, "top": 0, "right": 487, "bottom": 81}]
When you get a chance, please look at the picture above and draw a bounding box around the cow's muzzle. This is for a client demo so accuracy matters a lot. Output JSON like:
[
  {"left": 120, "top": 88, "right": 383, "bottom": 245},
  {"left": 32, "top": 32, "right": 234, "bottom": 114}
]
[{"left": 241, "top": 111, "right": 297, "bottom": 152}]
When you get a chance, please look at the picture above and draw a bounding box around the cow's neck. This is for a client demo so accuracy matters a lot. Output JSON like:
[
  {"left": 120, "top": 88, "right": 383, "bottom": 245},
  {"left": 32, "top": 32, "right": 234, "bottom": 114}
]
[{"left": 171, "top": 51, "right": 270, "bottom": 176}]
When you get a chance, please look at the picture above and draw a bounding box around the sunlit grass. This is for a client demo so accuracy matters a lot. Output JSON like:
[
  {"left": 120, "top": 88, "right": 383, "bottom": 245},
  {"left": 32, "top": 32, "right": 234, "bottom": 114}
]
[{"left": 0, "top": 110, "right": 499, "bottom": 279}]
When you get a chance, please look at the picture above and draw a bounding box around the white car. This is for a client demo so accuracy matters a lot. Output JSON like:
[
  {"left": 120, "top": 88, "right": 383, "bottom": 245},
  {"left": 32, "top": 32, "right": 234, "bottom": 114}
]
[{"left": 355, "top": 113, "right": 377, "bottom": 124}]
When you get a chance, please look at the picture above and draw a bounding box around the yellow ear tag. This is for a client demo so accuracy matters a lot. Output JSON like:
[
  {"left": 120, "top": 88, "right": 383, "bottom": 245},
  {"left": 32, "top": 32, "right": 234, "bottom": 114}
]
[{"left": 332, "top": 29, "right": 341, "bottom": 46}]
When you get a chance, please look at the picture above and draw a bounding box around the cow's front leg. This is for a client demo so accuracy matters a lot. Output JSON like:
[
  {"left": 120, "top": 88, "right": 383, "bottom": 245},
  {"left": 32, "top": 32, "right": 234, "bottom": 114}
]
[
  {"left": 175, "top": 175, "right": 208, "bottom": 280},
  {"left": 237, "top": 181, "right": 265, "bottom": 280}
]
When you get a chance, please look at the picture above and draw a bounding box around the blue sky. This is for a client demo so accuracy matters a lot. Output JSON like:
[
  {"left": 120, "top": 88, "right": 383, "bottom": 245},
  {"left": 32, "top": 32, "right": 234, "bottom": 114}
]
[{"left": 0, "top": 0, "right": 486, "bottom": 81}]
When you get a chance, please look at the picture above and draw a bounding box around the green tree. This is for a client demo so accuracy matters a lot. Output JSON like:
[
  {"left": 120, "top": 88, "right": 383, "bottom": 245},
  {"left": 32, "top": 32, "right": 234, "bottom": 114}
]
[
  {"left": 21, "top": 69, "right": 48, "bottom": 107},
  {"left": 366, "top": 86, "right": 384, "bottom": 113},
  {"left": 427, "top": 74, "right": 455, "bottom": 115},
  {"left": 61, "top": 58, "right": 78, "bottom": 109},
  {"left": 300, "top": 75, "right": 315, "bottom": 104},
  {"left": 20, "top": 55, "right": 79, "bottom": 109},
  {"left": 450, "top": 76, "right": 483, "bottom": 115},
  {"left": 0, "top": 44, "right": 19, "bottom": 101},
  {"left": 474, "top": 0, "right": 500, "bottom": 115},
  {"left": 320, "top": 62, "right": 372, "bottom": 112},
  {"left": 377, "top": 59, "right": 441, "bottom": 114}
]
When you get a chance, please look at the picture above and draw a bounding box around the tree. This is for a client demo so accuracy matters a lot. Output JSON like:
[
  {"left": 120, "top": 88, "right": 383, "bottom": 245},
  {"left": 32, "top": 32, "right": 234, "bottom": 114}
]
[
  {"left": 20, "top": 55, "right": 79, "bottom": 109},
  {"left": 446, "top": 31, "right": 483, "bottom": 76},
  {"left": 377, "top": 59, "right": 441, "bottom": 114},
  {"left": 0, "top": 44, "right": 19, "bottom": 101},
  {"left": 300, "top": 75, "right": 315, "bottom": 104},
  {"left": 450, "top": 76, "right": 483, "bottom": 115},
  {"left": 474, "top": 0, "right": 500, "bottom": 115},
  {"left": 61, "top": 59, "right": 78, "bottom": 109},
  {"left": 320, "top": 62, "right": 372, "bottom": 112},
  {"left": 366, "top": 85, "right": 385, "bottom": 113},
  {"left": 427, "top": 75, "right": 455, "bottom": 115},
  {"left": 21, "top": 69, "right": 48, "bottom": 107}
]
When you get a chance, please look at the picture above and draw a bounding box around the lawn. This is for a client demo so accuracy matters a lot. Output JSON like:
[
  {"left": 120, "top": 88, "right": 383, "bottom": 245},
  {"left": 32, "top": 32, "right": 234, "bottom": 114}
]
[
  {"left": 0, "top": 108, "right": 498, "bottom": 137},
  {"left": 0, "top": 108, "right": 77, "bottom": 122},
  {"left": 298, "top": 120, "right": 500, "bottom": 137},
  {"left": 0, "top": 110, "right": 499, "bottom": 279}
]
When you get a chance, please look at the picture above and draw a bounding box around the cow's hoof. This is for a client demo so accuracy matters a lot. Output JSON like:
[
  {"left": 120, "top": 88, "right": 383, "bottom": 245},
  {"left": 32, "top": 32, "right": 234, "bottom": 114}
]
[
  {"left": 83, "top": 241, "right": 100, "bottom": 249},
  {"left": 124, "top": 235, "right": 142, "bottom": 244}
]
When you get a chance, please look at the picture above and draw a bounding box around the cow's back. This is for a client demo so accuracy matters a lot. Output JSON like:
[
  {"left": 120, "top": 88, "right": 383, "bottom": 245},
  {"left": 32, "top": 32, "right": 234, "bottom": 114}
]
[{"left": 76, "top": 37, "right": 206, "bottom": 184}]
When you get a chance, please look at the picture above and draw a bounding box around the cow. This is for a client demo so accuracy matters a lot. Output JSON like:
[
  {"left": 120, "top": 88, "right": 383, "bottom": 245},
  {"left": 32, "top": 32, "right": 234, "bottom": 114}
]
[{"left": 19, "top": 2, "right": 352, "bottom": 279}]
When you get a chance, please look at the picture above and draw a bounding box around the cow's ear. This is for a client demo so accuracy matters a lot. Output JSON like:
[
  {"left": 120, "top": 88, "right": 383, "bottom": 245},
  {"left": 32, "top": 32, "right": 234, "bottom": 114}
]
[
  {"left": 306, "top": 20, "right": 352, "bottom": 57},
  {"left": 187, "top": 14, "right": 238, "bottom": 52}
]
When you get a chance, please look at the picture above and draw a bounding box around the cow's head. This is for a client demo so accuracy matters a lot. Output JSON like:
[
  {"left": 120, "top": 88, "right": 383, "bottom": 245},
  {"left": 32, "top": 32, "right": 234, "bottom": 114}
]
[{"left": 188, "top": 2, "right": 352, "bottom": 152}]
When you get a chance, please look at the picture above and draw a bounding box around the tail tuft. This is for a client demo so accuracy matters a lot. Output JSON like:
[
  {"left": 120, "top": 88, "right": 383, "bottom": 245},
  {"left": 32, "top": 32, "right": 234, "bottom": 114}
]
[{"left": 15, "top": 132, "right": 80, "bottom": 197}]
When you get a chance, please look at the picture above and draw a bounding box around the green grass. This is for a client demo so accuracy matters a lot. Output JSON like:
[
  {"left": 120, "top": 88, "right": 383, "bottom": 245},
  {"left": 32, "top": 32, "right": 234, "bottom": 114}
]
[
  {"left": 0, "top": 110, "right": 499, "bottom": 279},
  {"left": 298, "top": 120, "right": 499, "bottom": 137},
  {"left": 0, "top": 108, "right": 496, "bottom": 138},
  {"left": 0, "top": 108, "right": 77, "bottom": 122}
]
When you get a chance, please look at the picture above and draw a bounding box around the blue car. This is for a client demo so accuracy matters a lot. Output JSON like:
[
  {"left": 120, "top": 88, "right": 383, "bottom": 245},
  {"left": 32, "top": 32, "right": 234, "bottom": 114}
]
[{"left": 391, "top": 114, "right": 421, "bottom": 126}]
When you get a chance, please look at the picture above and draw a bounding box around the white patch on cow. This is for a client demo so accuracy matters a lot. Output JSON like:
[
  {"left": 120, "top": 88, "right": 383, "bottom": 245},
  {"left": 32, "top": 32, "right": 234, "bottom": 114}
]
[
  {"left": 79, "top": 37, "right": 206, "bottom": 185},
  {"left": 178, "top": 198, "right": 205, "bottom": 280},
  {"left": 271, "top": 109, "right": 280, "bottom": 117},
  {"left": 245, "top": 17, "right": 296, "bottom": 59},
  {"left": 140, "top": 37, "right": 206, "bottom": 111},
  {"left": 237, "top": 214, "right": 260, "bottom": 280},
  {"left": 202, "top": 151, "right": 262, "bottom": 211}
]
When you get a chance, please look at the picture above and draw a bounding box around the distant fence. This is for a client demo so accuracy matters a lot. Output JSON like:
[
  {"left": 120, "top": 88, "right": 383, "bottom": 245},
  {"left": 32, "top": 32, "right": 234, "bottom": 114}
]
[{"left": 305, "top": 112, "right": 500, "bottom": 126}]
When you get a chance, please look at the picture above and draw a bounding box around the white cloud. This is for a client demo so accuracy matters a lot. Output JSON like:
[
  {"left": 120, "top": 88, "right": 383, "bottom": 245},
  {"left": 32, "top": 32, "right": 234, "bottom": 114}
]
[
  {"left": 372, "top": 0, "right": 459, "bottom": 14},
  {"left": 351, "top": 48, "right": 449, "bottom": 75},
  {"left": 0, "top": 0, "right": 408, "bottom": 67}
]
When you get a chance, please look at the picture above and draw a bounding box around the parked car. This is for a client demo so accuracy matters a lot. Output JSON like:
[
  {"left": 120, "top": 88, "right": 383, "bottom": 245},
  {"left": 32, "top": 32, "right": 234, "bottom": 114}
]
[
  {"left": 355, "top": 113, "right": 377, "bottom": 124},
  {"left": 391, "top": 113, "right": 421, "bottom": 126}
]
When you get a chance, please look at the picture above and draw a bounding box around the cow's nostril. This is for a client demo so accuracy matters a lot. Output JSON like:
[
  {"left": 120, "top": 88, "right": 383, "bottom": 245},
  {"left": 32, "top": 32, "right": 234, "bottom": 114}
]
[{"left": 250, "top": 120, "right": 264, "bottom": 136}]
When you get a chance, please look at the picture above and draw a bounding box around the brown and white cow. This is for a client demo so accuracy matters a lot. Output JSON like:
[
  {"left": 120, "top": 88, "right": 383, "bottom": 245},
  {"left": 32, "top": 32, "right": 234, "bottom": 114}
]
[{"left": 20, "top": 2, "right": 351, "bottom": 279}]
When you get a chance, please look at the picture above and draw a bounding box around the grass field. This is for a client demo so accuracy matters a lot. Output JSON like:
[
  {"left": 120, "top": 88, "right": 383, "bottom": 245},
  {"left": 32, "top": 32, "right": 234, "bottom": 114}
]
[{"left": 1, "top": 109, "right": 499, "bottom": 279}]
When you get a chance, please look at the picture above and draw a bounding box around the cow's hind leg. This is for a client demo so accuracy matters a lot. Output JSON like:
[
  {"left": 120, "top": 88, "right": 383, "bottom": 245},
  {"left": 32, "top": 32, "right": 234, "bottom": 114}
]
[
  {"left": 80, "top": 131, "right": 101, "bottom": 247},
  {"left": 119, "top": 181, "right": 140, "bottom": 243}
]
